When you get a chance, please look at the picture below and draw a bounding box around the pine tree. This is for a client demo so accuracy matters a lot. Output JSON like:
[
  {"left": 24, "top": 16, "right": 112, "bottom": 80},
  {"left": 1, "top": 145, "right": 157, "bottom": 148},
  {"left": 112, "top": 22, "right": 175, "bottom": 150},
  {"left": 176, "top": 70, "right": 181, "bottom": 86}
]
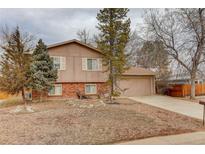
[
  {"left": 137, "top": 40, "right": 171, "bottom": 80},
  {"left": 96, "top": 8, "right": 131, "bottom": 99},
  {"left": 29, "top": 39, "right": 57, "bottom": 102},
  {"left": 0, "top": 26, "right": 33, "bottom": 106}
]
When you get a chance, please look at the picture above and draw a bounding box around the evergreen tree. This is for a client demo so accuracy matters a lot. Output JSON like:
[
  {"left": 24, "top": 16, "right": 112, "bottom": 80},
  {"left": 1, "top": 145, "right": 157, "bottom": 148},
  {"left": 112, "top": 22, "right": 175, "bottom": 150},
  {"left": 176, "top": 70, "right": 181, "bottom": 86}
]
[
  {"left": 0, "top": 26, "right": 33, "bottom": 106},
  {"left": 96, "top": 8, "right": 131, "bottom": 98},
  {"left": 29, "top": 39, "right": 57, "bottom": 101},
  {"left": 137, "top": 40, "right": 171, "bottom": 80}
]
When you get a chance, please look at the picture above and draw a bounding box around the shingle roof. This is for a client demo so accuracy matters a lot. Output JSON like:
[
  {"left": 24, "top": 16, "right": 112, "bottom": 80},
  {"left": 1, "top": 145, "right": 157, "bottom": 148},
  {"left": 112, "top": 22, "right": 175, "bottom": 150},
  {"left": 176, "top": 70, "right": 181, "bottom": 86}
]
[
  {"left": 48, "top": 39, "right": 103, "bottom": 54},
  {"left": 122, "top": 67, "right": 156, "bottom": 76}
]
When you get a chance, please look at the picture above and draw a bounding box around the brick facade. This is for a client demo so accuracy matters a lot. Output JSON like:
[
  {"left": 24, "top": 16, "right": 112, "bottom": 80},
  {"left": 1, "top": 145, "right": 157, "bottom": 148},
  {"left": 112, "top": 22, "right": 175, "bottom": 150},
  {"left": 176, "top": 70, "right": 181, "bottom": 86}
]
[{"left": 32, "top": 82, "right": 108, "bottom": 100}]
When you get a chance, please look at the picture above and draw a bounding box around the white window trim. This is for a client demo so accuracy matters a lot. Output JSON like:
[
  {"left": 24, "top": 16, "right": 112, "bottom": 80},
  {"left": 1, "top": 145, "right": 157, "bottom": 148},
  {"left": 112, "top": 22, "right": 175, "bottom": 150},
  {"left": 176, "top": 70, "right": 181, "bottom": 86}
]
[
  {"left": 48, "top": 84, "right": 62, "bottom": 96},
  {"left": 85, "top": 84, "right": 97, "bottom": 94},
  {"left": 51, "top": 56, "right": 66, "bottom": 71},
  {"left": 86, "top": 58, "right": 102, "bottom": 71},
  {"left": 82, "top": 58, "right": 87, "bottom": 71}
]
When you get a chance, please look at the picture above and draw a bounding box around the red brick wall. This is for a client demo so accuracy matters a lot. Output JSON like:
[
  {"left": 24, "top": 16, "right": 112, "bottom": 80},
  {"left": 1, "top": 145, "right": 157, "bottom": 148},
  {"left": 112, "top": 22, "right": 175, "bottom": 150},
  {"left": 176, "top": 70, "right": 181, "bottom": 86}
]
[{"left": 32, "top": 82, "right": 108, "bottom": 100}]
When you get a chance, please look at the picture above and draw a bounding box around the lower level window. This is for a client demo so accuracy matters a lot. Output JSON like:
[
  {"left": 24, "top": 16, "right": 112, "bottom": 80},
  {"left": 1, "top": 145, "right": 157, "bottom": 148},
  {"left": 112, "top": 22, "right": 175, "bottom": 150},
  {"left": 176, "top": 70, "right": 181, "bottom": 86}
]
[
  {"left": 85, "top": 84, "right": 97, "bottom": 94},
  {"left": 48, "top": 84, "right": 62, "bottom": 96}
]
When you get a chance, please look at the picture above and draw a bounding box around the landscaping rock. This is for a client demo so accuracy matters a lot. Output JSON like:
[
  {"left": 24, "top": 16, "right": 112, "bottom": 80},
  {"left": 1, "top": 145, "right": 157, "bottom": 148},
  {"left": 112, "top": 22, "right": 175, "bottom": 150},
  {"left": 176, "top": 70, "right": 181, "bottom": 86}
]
[
  {"left": 26, "top": 106, "right": 35, "bottom": 113},
  {"left": 10, "top": 105, "right": 24, "bottom": 113},
  {"left": 65, "top": 99, "right": 106, "bottom": 108},
  {"left": 10, "top": 105, "right": 35, "bottom": 113}
]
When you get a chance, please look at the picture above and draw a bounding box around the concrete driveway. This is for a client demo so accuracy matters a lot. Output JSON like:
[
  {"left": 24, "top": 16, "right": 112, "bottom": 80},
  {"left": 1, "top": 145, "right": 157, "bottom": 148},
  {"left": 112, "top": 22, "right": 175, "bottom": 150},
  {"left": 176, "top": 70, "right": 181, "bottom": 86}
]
[
  {"left": 130, "top": 95, "right": 204, "bottom": 120},
  {"left": 119, "top": 131, "right": 205, "bottom": 144}
]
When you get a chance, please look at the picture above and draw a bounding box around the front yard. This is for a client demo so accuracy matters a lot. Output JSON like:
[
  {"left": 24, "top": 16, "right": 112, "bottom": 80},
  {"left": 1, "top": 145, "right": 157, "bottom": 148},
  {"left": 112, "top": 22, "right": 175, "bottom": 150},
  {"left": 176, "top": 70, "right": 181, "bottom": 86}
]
[{"left": 0, "top": 98, "right": 203, "bottom": 144}]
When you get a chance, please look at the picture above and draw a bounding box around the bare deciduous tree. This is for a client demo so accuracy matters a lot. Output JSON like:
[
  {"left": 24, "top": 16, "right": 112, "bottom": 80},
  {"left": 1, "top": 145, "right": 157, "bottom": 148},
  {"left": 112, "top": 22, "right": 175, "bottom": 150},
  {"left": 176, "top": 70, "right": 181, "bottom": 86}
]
[
  {"left": 125, "top": 31, "right": 144, "bottom": 66},
  {"left": 126, "top": 31, "right": 171, "bottom": 81},
  {"left": 136, "top": 40, "right": 171, "bottom": 80},
  {"left": 76, "top": 28, "right": 90, "bottom": 44},
  {"left": 144, "top": 8, "right": 205, "bottom": 99}
]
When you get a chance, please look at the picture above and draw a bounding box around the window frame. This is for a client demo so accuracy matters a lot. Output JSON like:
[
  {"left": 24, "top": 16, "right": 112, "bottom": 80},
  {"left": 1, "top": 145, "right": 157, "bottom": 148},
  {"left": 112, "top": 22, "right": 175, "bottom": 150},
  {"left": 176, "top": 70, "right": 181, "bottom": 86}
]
[
  {"left": 51, "top": 56, "right": 66, "bottom": 70},
  {"left": 51, "top": 56, "right": 61, "bottom": 70},
  {"left": 86, "top": 58, "right": 99, "bottom": 71},
  {"left": 85, "top": 84, "right": 97, "bottom": 94},
  {"left": 48, "top": 84, "right": 62, "bottom": 96}
]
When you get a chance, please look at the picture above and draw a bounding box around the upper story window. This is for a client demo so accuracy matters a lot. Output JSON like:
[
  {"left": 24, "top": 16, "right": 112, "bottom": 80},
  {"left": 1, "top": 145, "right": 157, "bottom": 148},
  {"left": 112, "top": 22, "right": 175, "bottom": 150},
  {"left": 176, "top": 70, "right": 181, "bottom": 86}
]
[
  {"left": 82, "top": 58, "right": 102, "bottom": 71},
  {"left": 51, "top": 56, "right": 66, "bottom": 70},
  {"left": 87, "top": 58, "right": 98, "bottom": 70},
  {"left": 52, "top": 56, "right": 61, "bottom": 69}
]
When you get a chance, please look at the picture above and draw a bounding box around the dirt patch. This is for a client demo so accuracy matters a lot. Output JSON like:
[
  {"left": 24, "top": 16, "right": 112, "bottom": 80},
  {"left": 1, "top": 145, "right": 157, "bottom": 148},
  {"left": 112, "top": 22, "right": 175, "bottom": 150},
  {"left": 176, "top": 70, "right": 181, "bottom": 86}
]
[{"left": 0, "top": 98, "right": 203, "bottom": 144}]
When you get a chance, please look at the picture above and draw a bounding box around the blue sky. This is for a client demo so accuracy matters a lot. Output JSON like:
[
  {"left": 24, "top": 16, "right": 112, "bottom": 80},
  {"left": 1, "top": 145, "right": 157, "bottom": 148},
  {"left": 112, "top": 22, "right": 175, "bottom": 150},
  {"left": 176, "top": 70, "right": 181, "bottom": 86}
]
[{"left": 0, "top": 8, "right": 143, "bottom": 45}]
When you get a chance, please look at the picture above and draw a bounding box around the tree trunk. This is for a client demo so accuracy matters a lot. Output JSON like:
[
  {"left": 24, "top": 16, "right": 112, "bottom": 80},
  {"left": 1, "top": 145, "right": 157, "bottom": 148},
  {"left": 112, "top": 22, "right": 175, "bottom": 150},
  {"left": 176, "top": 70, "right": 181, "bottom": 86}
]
[
  {"left": 39, "top": 90, "right": 43, "bottom": 102},
  {"left": 22, "top": 88, "right": 27, "bottom": 109},
  {"left": 190, "top": 74, "right": 196, "bottom": 99},
  {"left": 109, "top": 60, "right": 113, "bottom": 103}
]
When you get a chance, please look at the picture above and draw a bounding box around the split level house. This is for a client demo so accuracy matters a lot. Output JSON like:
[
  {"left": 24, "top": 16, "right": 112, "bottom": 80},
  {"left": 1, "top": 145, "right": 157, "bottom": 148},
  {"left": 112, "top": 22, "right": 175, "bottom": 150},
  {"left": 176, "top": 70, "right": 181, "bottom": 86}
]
[{"left": 31, "top": 39, "right": 156, "bottom": 100}]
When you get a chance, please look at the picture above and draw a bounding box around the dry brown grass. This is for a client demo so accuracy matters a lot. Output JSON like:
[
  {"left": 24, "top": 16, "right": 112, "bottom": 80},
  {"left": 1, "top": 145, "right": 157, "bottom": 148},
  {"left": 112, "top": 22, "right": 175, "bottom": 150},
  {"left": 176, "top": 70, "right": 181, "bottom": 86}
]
[
  {"left": 0, "top": 98, "right": 203, "bottom": 144},
  {"left": 0, "top": 96, "right": 23, "bottom": 108}
]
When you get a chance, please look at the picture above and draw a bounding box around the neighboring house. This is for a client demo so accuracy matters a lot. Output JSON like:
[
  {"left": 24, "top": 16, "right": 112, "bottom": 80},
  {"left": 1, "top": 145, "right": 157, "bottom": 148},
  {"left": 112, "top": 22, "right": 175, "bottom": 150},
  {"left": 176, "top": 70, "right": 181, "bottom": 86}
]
[
  {"left": 167, "top": 73, "right": 205, "bottom": 85},
  {"left": 157, "top": 73, "right": 205, "bottom": 97},
  {"left": 32, "top": 39, "right": 156, "bottom": 99}
]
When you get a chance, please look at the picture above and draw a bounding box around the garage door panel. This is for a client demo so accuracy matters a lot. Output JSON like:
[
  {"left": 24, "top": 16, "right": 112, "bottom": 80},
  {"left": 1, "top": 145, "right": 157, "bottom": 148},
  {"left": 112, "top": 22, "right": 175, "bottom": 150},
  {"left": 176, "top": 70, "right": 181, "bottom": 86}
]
[{"left": 119, "top": 77, "right": 152, "bottom": 97}]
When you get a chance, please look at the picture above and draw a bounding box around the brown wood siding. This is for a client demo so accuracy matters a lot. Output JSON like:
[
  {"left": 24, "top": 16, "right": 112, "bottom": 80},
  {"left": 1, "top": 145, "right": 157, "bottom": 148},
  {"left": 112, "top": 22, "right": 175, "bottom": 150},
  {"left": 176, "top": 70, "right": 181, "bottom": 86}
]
[
  {"left": 48, "top": 42, "right": 108, "bottom": 83},
  {"left": 119, "top": 76, "right": 155, "bottom": 97}
]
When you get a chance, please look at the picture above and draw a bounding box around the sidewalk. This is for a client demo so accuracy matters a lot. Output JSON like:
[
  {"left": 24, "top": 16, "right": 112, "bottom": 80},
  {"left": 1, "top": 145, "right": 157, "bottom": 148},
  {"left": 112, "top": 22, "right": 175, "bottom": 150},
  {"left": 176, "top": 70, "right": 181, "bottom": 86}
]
[
  {"left": 130, "top": 95, "right": 204, "bottom": 120},
  {"left": 118, "top": 132, "right": 205, "bottom": 144}
]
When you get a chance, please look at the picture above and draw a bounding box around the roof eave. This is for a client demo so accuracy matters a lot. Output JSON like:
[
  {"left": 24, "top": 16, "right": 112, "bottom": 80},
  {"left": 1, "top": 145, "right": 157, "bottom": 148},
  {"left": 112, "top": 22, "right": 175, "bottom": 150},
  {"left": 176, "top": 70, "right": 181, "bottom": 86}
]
[{"left": 47, "top": 39, "right": 103, "bottom": 55}]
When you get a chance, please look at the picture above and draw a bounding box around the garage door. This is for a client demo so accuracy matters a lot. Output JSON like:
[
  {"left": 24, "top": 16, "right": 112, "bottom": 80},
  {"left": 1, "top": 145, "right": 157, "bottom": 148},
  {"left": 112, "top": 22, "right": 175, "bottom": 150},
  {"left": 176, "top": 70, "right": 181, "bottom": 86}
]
[{"left": 119, "top": 77, "right": 153, "bottom": 97}]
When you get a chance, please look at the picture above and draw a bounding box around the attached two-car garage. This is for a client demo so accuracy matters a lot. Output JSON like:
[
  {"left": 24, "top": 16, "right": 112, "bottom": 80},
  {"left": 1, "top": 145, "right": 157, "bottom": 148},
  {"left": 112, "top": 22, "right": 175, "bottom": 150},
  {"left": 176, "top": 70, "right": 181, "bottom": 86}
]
[{"left": 119, "top": 67, "right": 156, "bottom": 97}]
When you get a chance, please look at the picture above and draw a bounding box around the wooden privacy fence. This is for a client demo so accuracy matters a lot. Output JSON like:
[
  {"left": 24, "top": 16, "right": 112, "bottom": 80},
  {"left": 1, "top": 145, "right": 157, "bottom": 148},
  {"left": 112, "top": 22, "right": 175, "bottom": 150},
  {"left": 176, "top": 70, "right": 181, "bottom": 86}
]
[
  {"left": 0, "top": 91, "right": 10, "bottom": 99},
  {"left": 168, "top": 83, "right": 205, "bottom": 97}
]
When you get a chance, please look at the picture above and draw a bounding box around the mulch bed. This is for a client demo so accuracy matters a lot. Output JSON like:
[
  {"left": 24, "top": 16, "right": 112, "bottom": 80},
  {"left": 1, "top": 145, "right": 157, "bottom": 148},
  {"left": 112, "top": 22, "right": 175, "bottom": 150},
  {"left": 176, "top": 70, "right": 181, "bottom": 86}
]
[{"left": 0, "top": 98, "right": 203, "bottom": 144}]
